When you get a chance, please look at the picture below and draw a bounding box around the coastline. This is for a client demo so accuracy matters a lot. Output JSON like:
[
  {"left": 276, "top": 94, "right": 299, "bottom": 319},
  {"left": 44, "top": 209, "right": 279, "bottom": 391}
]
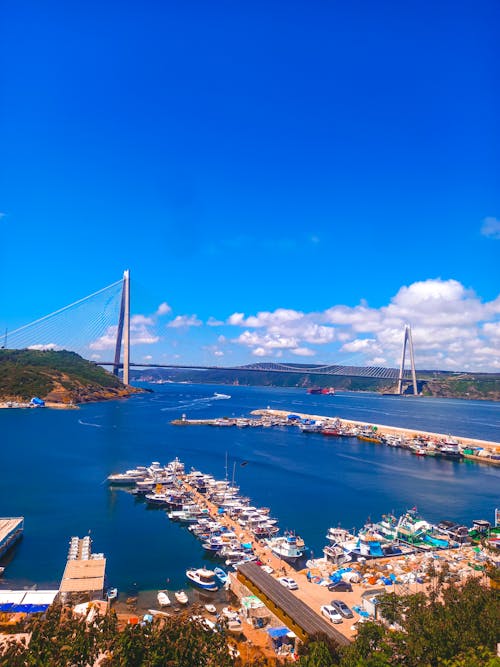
[
  {"left": 0, "top": 387, "right": 145, "bottom": 410},
  {"left": 251, "top": 408, "right": 500, "bottom": 453}
]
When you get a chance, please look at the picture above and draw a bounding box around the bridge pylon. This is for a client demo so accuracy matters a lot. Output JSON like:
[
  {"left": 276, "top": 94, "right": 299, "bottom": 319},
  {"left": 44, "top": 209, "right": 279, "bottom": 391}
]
[
  {"left": 112, "top": 270, "right": 130, "bottom": 385},
  {"left": 396, "top": 324, "right": 418, "bottom": 395}
]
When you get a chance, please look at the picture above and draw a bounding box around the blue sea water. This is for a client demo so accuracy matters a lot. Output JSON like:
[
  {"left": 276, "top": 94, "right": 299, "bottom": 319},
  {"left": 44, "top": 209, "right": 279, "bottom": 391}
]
[{"left": 1, "top": 385, "right": 499, "bottom": 592}]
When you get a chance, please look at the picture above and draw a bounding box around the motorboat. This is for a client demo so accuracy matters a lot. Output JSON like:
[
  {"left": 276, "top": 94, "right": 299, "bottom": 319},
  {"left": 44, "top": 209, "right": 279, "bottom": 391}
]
[
  {"left": 175, "top": 590, "right": 189, "bottom": 605},
  {"left": 204, "top": 603, "right": 217, "bottom": 614},
  {"left": 186, "top": 568, "right": 219, "bottom": 591},
  {"left": 157, "top": 590, "right": 171, "bottom": 607}
]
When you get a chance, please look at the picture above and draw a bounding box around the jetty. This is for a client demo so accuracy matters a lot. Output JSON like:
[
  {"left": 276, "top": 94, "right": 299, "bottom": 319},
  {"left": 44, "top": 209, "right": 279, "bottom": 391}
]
[
  {"left": 0, "top": 517, "right": 24, "bottom": 558},
  {"left": 252, "top": 409, "right": 500, "bottom": 452}
]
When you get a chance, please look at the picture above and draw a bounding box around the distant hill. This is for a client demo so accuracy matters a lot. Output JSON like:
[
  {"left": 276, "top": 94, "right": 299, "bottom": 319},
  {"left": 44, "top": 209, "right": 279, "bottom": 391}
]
[
  {"left": 0, "top": 349, "right": 140, "bottom": 404},
  {"left": 130, "top": 366, "right": 500, "bottom": 401}
]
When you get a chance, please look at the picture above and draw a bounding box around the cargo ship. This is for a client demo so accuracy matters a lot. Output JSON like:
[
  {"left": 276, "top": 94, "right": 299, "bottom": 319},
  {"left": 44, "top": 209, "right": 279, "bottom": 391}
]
[{"left": 307, "top": 387, "right": 335, "bottom": 395}]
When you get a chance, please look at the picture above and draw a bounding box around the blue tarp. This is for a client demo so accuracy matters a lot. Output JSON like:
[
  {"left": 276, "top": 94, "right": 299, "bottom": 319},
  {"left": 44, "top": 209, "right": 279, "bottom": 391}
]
[
  {"left": 30, "top": 397, "right": 45, "bottom": 406},
  {"left": 267, "top": 626, "right": 290, "bottom": 638},
  {"left": 6, "top": 604, "right": 49, "bottom": 614}
]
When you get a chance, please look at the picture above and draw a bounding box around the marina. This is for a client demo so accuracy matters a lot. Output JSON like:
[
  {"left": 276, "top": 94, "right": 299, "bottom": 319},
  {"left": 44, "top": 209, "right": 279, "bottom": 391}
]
[
  {"left": 1, "top": 385, "right": 499, "bottom": 594},
  {"left": 0, "top": 385, "right": 499, "bottom": 653}
]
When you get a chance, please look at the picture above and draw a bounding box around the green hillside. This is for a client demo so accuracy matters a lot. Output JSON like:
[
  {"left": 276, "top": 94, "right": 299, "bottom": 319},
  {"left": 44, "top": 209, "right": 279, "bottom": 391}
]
[{"left": 0, "top": 349, "right": 131, "bottom": 403}]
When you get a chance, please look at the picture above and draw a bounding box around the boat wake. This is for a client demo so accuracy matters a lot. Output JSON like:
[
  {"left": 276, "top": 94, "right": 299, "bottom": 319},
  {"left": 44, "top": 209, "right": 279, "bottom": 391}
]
[
  {"left": 160, "top": 393, "right": 231, "bottom": 412},
  {"left": 78, "top": 419, "right": 102, "bottom": 428}
]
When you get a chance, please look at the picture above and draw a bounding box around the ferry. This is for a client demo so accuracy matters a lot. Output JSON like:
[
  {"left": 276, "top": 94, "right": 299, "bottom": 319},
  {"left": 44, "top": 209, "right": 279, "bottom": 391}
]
[{"left": 307, "top": 387, "right": 335, "bottom": 395}]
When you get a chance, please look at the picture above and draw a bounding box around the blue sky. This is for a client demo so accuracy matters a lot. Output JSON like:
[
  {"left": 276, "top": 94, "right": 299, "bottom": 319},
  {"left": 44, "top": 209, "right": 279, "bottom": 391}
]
[{"left": 1, "top": 1, "right": 499, "bottom": 370}]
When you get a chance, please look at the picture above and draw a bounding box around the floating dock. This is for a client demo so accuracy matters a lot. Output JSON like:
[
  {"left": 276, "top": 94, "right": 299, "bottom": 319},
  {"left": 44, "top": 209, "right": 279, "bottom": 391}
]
[{"left": 0, "top": 517, "right": 24, "bottom": 558}]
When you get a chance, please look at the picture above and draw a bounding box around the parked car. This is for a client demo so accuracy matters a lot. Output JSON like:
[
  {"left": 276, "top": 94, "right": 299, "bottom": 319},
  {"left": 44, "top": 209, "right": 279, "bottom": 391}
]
[
  {"left": 278, "top": 577, "right": 298, "bottom": 590},
  {"left": 320, "top": 604, "right": 343, "bottom": 624},
  {"left": 327, "top": 580, "right": 352, "bottom": 593},
  {"left": 330, "top": 599, "right": 354, "bottom": 619}
]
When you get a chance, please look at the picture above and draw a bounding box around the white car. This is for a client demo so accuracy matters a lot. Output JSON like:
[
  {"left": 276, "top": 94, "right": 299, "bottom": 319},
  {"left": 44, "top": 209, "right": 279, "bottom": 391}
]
[
  {"left": 278, "top": 577, "right": 298, "bottom": 590},
  {"left": 320, "top": 604, "right": 343, "bottom": 624}
]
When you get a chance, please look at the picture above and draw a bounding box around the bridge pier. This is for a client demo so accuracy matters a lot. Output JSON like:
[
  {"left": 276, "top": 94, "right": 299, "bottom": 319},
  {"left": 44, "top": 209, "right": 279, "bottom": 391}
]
[
  {"left": 397, "top": 325, "right": 418, "bottom": 395},
  {"left": 112, "top": 270, "right": 130, "bottom": 385}
]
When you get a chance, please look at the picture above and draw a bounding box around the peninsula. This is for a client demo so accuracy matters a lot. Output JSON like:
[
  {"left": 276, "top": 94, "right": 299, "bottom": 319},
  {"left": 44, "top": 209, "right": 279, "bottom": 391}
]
[{"left": 0, "top": 349, "right": 141, "bottom": 407}]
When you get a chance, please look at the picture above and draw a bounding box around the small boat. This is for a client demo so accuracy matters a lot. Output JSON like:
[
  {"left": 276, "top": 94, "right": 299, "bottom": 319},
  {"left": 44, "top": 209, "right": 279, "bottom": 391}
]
[
  {"left": 214, "top": 567, "right": 228, "bottom": 585},
  {"left": 175, "top": 590, "right": 189, "bottom": 604},
  {"left": 106, "top": 587, "right": 118, "bottom": 601},
  {"left": 157, "top": 590, "right": 171, "bottom": 607},
  {"left": 148, "top": 608, "right": 171, "bottom": 618},
  {"left": 186, "top": 567, "right": 219, "bottom": 591},
  {"left": 204, "top": 603, "right": 217, "bottom": 614}
]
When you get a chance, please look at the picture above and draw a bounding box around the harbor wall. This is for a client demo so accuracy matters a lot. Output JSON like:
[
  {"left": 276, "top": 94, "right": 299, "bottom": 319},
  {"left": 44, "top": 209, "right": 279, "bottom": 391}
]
[{"left": 251, "top": 409, "right": 500, "bottom": 452}]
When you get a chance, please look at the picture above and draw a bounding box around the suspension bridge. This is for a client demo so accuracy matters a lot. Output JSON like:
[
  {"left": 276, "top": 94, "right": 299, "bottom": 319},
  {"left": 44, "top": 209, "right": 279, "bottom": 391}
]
[{"left": 3, "top": 270, "right": 419, "bottom": 394}]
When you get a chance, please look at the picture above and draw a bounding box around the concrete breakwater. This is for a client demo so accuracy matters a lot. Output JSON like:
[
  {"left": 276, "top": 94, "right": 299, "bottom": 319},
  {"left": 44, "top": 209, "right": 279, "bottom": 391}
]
[
  {"left": 252, "top": 409, "right": 500, "bottom": 458},
  {"left": 171, "top": 408, "right": 500, "bottom": 465}
]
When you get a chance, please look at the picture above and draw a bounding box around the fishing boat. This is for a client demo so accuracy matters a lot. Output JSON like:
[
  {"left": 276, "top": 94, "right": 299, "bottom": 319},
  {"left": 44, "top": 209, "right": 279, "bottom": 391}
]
[
  {"left": 204, "top": 604, "right": 217, "bottom": 614},
  {"left": 157, "top": 590, "right": 171, "bottom": 607},
  {"left": 266, "top": 533, "right": 306, "bottom": 561},
  {"left": 214, "top": 567, "right": 228, "bottom": 585},
  {"left": 106, "top": 587, "right": 118, "bottom": 601},
  {"left": 186, "top": 568, "right": 219, "bottom": 591},
  {"left": 175, "top": 590, "right": 189, "bottom": 604}
]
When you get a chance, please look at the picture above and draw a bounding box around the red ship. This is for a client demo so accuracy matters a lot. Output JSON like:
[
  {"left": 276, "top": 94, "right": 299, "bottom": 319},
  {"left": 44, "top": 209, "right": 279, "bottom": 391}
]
[{"left": 307, "top": 387, "right": 335, "bottom": 395}]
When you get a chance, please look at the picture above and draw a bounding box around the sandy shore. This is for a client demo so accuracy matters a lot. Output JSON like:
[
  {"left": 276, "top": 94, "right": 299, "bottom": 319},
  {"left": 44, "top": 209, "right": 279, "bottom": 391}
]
[{"left": 252, "top": 409, "right": 500, "bottom": 452}]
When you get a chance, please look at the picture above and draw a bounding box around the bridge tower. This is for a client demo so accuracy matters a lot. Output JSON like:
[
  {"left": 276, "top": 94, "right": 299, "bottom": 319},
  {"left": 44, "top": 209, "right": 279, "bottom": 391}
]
[
  {"left": 113, "top": 270, "right": 130, "bottom": 385},
  {"left": 396, "top": 324, "right": 418, "bottom": 396}
]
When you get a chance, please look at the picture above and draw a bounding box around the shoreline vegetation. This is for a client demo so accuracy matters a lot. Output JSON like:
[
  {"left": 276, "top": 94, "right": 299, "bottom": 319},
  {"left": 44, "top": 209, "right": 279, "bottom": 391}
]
[{"left": 0, "top": 349, "right": 142, "bottom": 408}]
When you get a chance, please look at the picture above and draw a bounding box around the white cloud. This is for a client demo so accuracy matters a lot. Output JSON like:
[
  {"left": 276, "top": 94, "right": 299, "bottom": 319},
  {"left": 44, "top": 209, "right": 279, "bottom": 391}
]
[
  {"left": 481, "top": 216, "right": 500, "bottom": 239},
  {"left": 167, "top": 314, "right": 202, "bottom": 328},
  {"left": 341, "top": 338, "right": 377, "bottom": 353},
  {"left": 214, "top": 350, "right": 224, "bottom": 357},
  {"left": 90, "top": 315, "right": 159, "bottom": 350},
  {"left": 131, "top": 314, "right": 154, "bottom": 326},
  {"left": 91, "top": 353, "right": 101, "bottom": 360},
  {"left": 207, "top": 317, "right": 224, "bottom": 326},
  {"left": 226, "top": 278, "right": 500, "bottom": 371},
  {"left": 89, "top": 326, "right": 118, "bottom": 350},
  {"left": 143, "top": 354, "right": 153, "bottom": 361},
  {"left": 156, "top": 302, "right": 172, "bottom": 316},
  {"left": 290, "top": 347, "right": 315, "bottom": 356},
  {"left": 227, "top": 312, "right": 245, "bottom": 325},
  {"left": 28, "top": 343, "right": 61, "bottom": 351}
]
